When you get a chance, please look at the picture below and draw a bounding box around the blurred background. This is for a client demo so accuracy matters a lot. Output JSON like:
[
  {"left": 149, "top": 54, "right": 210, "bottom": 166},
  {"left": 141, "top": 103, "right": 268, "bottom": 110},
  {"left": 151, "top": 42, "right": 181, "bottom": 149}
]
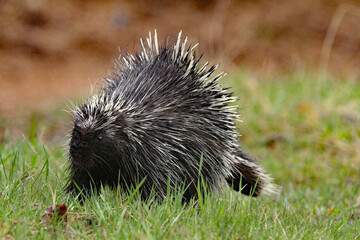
[{"left": 0, "top": 0, "right": 360, "bottom": 140}]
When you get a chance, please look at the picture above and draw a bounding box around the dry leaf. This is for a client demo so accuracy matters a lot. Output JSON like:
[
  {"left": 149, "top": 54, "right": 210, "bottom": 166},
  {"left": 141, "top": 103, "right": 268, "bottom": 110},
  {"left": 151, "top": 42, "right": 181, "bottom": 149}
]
[
  {"left": 40, "top": 203, "right": 68, "bottom": 223},
  {"left": 327, "top": 207, "right": 334, "bottom": 215}
]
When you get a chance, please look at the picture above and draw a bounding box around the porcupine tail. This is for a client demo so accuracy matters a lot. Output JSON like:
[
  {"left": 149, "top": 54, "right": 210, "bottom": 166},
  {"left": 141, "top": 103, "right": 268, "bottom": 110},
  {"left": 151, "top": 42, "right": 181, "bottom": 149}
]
[{"left": 226, "top": 150, "right": 278, "bottom": 196}]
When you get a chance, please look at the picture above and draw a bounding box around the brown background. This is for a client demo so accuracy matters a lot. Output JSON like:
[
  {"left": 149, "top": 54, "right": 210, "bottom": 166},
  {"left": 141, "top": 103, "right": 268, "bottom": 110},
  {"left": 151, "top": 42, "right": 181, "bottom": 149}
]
[{"left": 1, "top": 0, "right": 360, "bottom": 133}]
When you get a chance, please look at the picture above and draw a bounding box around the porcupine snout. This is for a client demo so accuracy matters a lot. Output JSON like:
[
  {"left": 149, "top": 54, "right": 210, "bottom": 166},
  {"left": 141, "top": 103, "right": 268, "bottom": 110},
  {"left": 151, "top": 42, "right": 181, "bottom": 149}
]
[{"left": 69, "top": 126, "right": 96, "bottom": 168}]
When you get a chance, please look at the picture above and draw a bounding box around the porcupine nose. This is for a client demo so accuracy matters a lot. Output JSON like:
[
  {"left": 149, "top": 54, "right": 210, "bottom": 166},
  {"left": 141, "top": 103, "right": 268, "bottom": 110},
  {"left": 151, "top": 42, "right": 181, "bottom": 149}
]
[
  {"left": 70, "top": 138, "right": 90, "bottom": 166},
  {"left": 72, "top": 137, "right": 87, "bottom": 149},
  {"left": 71, "top": 128, "right": 88, "bottom": 148},
  {"left": 70, "top": 133, "right": 89, "bottom": 160}
]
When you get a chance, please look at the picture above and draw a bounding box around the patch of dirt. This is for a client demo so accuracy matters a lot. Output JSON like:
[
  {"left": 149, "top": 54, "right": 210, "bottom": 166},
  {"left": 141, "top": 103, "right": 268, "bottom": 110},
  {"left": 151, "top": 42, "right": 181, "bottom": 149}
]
[{"left": 1, "top": 0, "right": 360, "bottom": 127}]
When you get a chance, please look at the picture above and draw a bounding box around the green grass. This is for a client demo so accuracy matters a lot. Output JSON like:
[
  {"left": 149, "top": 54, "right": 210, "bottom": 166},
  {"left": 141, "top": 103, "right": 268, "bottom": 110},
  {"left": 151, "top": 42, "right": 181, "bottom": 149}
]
[{"left": 0, "top": 72, "right": 359, "bottom": 239}]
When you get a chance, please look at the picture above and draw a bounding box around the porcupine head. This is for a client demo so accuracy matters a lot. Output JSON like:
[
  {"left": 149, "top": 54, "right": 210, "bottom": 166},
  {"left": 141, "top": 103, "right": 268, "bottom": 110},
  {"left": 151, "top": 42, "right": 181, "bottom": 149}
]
[{"left": 66, "top": 30, "right": 277, "bottom": 201}]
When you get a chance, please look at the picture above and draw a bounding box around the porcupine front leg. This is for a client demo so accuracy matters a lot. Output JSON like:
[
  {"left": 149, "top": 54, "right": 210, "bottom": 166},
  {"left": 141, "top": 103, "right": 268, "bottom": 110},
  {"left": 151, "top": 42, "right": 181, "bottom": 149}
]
[{"left": 66, "top": 170, "right": 95, "bottom": 197}]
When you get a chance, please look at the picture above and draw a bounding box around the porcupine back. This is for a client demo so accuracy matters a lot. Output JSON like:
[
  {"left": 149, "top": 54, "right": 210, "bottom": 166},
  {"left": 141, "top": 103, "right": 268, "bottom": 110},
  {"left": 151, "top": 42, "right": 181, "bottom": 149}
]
[{"left": 67, "top": 31, "right": 276, "bottom": 201}]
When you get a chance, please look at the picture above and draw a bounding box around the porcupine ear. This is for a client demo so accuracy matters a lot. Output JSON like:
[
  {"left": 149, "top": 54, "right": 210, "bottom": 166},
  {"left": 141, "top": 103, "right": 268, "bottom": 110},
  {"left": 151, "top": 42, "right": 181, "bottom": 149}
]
[{"left": 226, "top": 150, "right": 278, "bottom": 197}]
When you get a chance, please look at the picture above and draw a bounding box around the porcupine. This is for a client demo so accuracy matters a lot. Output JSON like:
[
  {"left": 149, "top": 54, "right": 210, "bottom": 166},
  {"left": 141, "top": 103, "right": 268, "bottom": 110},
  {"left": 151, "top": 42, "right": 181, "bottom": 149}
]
[{"left": 66, "top": 30, "right": 277, "bottom": 201}]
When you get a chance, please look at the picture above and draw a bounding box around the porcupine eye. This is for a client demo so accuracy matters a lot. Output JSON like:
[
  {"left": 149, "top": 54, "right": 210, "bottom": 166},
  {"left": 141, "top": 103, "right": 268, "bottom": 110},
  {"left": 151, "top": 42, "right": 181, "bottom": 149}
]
[{"left": 96, "top": 134, "right": 103, "bottom": 141}]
